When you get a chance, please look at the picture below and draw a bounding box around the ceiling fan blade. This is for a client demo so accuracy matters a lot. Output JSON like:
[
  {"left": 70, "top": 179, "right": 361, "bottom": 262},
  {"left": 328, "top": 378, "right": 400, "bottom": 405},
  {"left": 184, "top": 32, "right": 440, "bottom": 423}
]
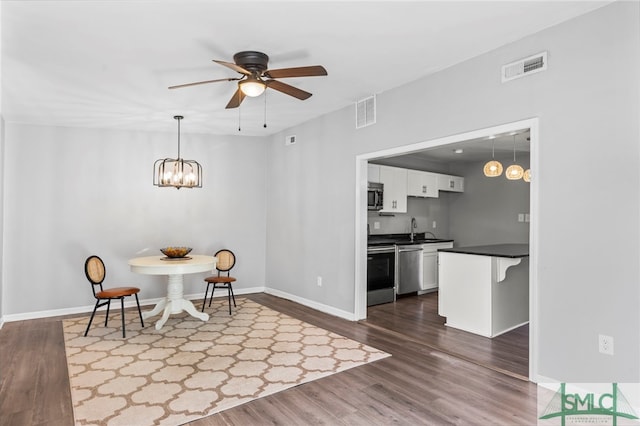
[
  {"left": 168, "top": 77, "right": 239, "bottom": 89},
  {"left": 225, "top": 88, "right": 246, "bottom": 109},
  {"left": 266, "top": 79, "right": 312, "bottom": 100},
  {"left": 264, "top": 65, "right": 327, "bottom": 79},
  {"left": 213, "top": 59, "right": 251, "bottom": 75}
]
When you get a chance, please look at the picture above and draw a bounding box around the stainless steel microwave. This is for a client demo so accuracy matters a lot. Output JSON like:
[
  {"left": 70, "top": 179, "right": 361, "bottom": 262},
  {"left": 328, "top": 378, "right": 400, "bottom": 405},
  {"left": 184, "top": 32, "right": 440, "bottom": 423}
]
[{"left": 368, "top": 182, "right": 384, "bottom": 210}]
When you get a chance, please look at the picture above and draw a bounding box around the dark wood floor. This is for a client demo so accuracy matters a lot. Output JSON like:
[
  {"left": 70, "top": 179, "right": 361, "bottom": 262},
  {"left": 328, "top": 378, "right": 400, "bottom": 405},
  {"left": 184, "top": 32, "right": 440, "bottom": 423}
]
[
  {"left": 0, "top": 293, "right": 537, "bottom": 425},
  {"left": 364, "top": 291, "right": 529, "bottom": 380}
]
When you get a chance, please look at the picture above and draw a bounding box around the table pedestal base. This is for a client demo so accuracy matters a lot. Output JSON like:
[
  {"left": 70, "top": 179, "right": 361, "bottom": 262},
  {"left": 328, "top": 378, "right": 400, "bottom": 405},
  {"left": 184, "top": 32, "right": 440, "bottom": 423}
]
[{"left": 142, "top": 274, "right": 209, "bottom": 330}]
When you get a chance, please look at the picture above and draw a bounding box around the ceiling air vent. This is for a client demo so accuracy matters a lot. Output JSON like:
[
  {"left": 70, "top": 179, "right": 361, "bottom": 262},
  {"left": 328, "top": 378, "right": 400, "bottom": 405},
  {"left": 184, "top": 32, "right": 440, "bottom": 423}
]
[
  {"left": 502, "top": 51, "right": 547, "bottom": 83},
  {"left": 355, "top": 95, "right": 376, "bottom": 129}
]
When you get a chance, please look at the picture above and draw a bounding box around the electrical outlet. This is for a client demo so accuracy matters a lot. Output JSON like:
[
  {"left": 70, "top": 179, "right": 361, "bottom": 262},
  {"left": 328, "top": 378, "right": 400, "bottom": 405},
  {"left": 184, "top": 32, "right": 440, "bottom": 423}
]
[
  {"left": 599, "top": 334, "right": 614, "bottom": 355},
  {"left": 518, "top": 213, "right": 525, "bottom": 222},
  {"left": 432, "top": 221, "right": 437, "bottom": 229},
  {"left": 374, "top": 221, "right": 380, "bottom": 229},
  {"left": 317, "top": 276, "right": 322, "bottom": 287}
]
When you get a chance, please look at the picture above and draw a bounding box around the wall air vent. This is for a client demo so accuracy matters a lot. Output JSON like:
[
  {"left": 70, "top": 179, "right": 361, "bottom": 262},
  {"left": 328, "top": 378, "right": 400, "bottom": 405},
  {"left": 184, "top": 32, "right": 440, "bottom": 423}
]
[
  {"left": 355, "top": 95, "right": 376, "bottom": 129},
  {"left": 502, "top": 51, "right": 547, "bottom": 83},
  {"left": 285, "top": 135, "right": 296, "bottom": 146}
]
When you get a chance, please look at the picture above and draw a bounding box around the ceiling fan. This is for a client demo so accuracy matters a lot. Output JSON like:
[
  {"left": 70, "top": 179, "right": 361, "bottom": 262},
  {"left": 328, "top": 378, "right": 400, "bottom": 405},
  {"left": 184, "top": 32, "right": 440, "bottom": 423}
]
[{"left": 169, "top": 51, "right": 328, "bottom": 109}]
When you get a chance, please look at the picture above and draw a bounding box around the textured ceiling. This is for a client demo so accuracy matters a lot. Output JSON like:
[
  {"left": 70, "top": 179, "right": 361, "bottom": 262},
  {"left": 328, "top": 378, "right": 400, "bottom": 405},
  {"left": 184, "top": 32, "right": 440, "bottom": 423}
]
[{"left": 2, "top": 1, "right": 610, "bottom": 136}]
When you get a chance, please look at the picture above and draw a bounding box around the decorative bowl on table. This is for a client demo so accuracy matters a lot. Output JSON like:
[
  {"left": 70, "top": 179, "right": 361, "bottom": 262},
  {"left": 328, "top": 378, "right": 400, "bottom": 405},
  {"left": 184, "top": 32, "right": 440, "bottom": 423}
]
[{"left": 160, "top": 246, "right": 192, "bottom": 258}]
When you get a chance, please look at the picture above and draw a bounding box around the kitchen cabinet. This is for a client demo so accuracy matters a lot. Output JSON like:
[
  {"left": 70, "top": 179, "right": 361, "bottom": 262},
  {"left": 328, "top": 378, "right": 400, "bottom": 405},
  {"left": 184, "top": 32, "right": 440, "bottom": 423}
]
[
  {"left": 438, "top": 244, "right": 529, "bottom": 338},
  {"left": 407, "top": 170, "right": 439, "bottom": 198},
  {"left": 368, "top": 164, "right": 381, "bottom": 183},
  {"left": 420, "top": 242, "right": 453, "bottom": 293},
  {"left": 437, "top": 174, "right": 464, "bottom": 192},
  {"left": 379, "top": 165, "right": 407, "bottom": 213}
]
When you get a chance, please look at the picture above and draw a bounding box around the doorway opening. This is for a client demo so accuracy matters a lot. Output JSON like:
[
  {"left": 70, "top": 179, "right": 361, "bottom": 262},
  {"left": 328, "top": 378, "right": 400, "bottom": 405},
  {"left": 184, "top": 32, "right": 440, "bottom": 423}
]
[{"left": 354, "top": 118, "right": 539, "bottom": 381}]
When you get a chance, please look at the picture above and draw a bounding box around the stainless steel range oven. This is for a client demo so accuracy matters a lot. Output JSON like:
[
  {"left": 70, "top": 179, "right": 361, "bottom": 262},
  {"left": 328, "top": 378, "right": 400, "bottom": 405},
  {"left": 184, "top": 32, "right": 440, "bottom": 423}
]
[{"left": 367, "top": 245, "right": 396, "bottom": 306}]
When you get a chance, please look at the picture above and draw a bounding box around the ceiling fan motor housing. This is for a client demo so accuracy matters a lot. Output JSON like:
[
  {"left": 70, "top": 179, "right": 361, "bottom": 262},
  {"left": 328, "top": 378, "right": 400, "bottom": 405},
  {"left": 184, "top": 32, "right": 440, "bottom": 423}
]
[{"left": 233, "top": 51, "right": 269, "bottom": 73}]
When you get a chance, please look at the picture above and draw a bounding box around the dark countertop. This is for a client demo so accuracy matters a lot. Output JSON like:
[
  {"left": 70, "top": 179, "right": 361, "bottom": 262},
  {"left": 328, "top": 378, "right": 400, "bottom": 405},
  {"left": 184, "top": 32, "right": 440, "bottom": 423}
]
[
  {"left": 368, "top": 233, "right": 454, "bottom": 247},
  {"left": 438, "top": 243, "right": 529, "bottom": 258}
]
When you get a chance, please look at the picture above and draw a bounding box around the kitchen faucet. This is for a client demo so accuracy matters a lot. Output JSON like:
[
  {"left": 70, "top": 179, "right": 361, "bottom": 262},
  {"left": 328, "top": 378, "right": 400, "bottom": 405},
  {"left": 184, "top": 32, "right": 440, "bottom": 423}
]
[{"left": 410, "top": 217, "right": 417, "bottom": 241}]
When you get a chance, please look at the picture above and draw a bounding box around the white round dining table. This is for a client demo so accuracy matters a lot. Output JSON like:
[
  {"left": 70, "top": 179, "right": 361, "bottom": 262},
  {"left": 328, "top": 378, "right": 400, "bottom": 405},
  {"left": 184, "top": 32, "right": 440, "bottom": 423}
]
[{"left": 128, "top": 254, "right": 217, "bottom": 330}]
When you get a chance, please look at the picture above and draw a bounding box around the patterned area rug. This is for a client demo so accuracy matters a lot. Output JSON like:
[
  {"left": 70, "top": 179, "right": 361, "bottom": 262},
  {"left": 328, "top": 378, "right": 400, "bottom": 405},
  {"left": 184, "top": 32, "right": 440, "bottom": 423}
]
[{"left": 62, "top": 297, "right": 389, "bottom": 425}]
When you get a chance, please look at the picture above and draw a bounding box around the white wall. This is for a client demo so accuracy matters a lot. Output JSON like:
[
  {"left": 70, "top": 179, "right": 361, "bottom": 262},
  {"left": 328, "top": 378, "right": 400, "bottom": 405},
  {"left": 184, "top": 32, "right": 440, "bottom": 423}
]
[
  {"left": 0, "top": 1, "right": 4, "bottom": 324},
  {"left": 265, "top": 2, "right": 640, "bottom": 383},
  {"left": 2, "top": 124, "right": 267, "bottom": 315},
  {"left": 0, "top": 116, "right": 4, "bottom": 326}
]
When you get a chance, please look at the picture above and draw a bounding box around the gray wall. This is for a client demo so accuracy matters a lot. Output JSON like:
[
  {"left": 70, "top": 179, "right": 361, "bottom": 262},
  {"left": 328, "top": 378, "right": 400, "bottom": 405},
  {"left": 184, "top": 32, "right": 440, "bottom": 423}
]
[
  {"left": 449, "top": 159, "right": 530, "bottom": 247},
  {"left": 368, "top": 196, "right": 451, "bottom": 238},
  {"left": 2, "top": 124, "right": 268, "bottom": 314},
  {"left": 265, "top": 2, "right": 639, "bottom": 383}
]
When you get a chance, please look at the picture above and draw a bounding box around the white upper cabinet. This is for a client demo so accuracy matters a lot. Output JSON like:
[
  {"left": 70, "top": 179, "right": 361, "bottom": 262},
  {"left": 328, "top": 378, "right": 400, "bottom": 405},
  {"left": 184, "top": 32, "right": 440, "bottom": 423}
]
[
  {"left": 379, "top": 166, "right": 407, "bottom": 213},
  {"left": 437, "top": 174, "right": 464, "bottom": 192},
  {"left": 367, "top": 164, "right": 381, "bottom": 183},
  {"left": 407, "top": 170, "right": 439, "bottom": 198}
]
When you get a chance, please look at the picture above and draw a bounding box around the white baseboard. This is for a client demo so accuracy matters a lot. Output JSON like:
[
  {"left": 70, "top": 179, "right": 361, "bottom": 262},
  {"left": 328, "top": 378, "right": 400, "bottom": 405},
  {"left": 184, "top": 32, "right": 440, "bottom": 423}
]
[
  {"left": 0, "top": 286, "right": 352, "bottom": 324},
  {"left": 1, "top": 286, "right": 266, "bottom": 323},
  {"left": 264, "top": 288, "right": 356, "bottom": 321},
  {"left": 535, "top": 374, "right": 560, "bottom": 387}
]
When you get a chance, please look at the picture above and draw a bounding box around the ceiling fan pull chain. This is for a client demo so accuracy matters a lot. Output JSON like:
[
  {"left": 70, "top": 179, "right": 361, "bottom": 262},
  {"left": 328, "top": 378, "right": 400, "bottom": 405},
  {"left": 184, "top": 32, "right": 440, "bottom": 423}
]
[
  {"left": 238, "top": 89, "right": 243, "bottom": 131},
  {"left": 263, "top": 90, "right": 267, "bottom": 128}
]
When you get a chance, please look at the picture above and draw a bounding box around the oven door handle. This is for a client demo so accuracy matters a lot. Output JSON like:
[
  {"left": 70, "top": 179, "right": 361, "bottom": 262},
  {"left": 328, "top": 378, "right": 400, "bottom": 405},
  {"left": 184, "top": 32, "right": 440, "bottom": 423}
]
[{"left": 367, "top": 247, "right": 396, "bottom": 254}]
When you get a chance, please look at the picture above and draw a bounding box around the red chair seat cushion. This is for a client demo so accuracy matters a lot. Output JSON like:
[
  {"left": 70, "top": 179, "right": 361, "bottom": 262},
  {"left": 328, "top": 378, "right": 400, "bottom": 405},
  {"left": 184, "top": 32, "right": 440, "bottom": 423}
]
[{"left": 97, "top": 287, "right": 140, "bottom": 298}]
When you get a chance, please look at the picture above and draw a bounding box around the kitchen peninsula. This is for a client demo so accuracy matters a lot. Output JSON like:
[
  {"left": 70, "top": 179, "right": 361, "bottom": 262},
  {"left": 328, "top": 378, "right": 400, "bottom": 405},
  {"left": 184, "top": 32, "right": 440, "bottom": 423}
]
[{"left": 438, "top": 244, "right": 529, "bottom": 338}]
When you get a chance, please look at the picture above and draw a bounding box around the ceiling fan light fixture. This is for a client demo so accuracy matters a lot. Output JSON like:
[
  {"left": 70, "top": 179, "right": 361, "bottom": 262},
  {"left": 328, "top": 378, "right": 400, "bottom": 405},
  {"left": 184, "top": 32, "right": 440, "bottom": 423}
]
[
  {"left": 239, "top": 78, "right": 266, "bottom": 97},
  {"left": 153, "top": 116, "right": 202, "bottom": 189}
]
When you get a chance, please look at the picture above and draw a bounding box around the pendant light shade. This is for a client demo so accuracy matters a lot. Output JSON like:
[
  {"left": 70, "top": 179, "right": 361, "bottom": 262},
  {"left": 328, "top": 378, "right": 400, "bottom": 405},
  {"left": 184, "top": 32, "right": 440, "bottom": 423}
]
[
  {"left": 505, "top": 134, "right": 524, "bottom": 180},
  {"left": 483, "top": 137, "right": 503, "bottom": 177},
  {"left": 506, "top": 164, "right": 525, "bottom": 180},
  {"left": 483, "top": 160, "right": 503, "bottom": 177},
  {"left": 523, "top": 169, "right": 531, "bottom": 182},
  {"left": 153, "top": 116, "right": 202, "bottom": 189}
]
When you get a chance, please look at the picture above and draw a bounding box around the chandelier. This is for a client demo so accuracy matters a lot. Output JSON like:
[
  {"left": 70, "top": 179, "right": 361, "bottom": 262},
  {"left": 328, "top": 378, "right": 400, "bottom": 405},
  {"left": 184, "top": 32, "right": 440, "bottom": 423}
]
[{"left": 153, "top": 115, "right": 202, "bottom": 189}]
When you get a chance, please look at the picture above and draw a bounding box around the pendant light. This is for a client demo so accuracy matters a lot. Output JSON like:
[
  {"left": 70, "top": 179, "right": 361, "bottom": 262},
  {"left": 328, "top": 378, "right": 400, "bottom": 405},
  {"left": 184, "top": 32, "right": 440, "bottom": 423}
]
[
  {"left": 153, "top": 115, "right": 202, "bottom": 189},
  {"left": 505, "top": 134, "right": 524, "bottom": 180},
  {"left": 523, "top": 169, "right": 531, "bottom": 182},
  {"left": 483, "top": 136, "right": 503, "bottom": 177}
]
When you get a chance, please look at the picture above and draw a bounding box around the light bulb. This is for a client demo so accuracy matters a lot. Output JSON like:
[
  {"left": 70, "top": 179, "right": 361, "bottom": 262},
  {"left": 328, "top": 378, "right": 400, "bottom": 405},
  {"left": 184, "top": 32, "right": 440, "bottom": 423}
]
[
  {"left": 239, "top": 80, "right": 266, "bottom": 97},
  {"left": 483, "top": 160, "right": 503, "bottom": 177},
  {"left": 506, "top": 164, "right": 524, "bottom": 180}
]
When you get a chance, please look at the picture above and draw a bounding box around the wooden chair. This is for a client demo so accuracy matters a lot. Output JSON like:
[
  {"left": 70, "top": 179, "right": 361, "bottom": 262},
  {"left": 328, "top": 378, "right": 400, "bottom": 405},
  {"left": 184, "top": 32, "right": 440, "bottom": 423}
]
[
  {"left": 84, "top": 255, "right": 144, "bottom": 338},
  {"left": 202, "top": 249, "right": 237, "bottom": 315}
]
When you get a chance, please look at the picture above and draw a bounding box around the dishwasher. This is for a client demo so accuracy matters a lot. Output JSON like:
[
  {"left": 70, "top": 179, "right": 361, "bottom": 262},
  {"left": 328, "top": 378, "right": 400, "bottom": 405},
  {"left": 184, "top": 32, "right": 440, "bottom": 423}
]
[{"left": 396, "top": 245, "right": 424, "bottom": 294}]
